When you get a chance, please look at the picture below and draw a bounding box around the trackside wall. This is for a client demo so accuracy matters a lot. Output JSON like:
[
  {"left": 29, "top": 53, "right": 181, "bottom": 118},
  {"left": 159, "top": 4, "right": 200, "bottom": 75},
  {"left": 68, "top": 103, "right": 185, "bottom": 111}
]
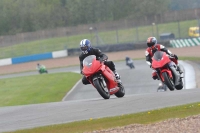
[
  {"left": 0, "top": 41, "right": 172, "bottom": 66},
  {"left": 0, "top": 50, "right": 68, "bottom": 66}
]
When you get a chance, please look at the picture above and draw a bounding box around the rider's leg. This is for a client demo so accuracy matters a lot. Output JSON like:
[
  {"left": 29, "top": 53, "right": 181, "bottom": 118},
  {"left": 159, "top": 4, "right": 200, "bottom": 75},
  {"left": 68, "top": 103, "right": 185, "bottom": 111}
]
[
  {"left": 104, "top": 61, "right": 120, "bottom": 80},
  {"left": 82, "top": 76, "right": 90, "bottom": 85},
  {"left": 171, "top": 58, "right": 183, "bottom": 74},
  {"left": 152, "top": 69, "right": 158, "bottom": 80},
  {"left": 176, "top": 64, "right": 183, "bottom": 74}
]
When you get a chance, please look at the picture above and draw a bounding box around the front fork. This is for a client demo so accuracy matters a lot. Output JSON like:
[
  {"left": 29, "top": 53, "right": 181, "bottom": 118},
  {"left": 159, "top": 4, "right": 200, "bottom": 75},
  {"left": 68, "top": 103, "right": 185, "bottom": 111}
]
[{"left": 155, "top": 62, "right": 173, "bottom": 82}]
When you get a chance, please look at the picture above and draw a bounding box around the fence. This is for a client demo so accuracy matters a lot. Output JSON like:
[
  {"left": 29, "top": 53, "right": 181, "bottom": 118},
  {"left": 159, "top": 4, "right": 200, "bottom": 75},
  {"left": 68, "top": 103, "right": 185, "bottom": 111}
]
[
  {"left": 0, "top": 8, "right": 200, "bottom": 59},
  {"left": 0, "top": 8, "right": 200, "bottom": 47}
]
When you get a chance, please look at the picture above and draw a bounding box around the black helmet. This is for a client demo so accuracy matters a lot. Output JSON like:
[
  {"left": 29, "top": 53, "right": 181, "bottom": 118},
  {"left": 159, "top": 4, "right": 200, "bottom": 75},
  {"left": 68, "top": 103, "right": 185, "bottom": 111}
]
[
  {"left": 125, "top": 57, "right": 130, "bottom": 60},
  {"left": 147, "top": 37, "right": 157, "bottom": 48}
]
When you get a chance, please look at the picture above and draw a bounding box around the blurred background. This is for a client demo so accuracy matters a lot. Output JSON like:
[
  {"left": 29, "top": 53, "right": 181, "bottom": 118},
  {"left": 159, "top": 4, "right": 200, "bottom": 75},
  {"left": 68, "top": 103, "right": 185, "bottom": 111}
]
[{"left": 0, "top": 0, "right": 200, "bottom": 58}]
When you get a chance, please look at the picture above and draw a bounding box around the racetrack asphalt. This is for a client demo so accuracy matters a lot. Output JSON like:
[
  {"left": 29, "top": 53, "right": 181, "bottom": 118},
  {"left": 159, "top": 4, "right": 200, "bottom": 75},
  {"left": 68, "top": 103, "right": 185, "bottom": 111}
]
[{"left": 0, "top": 60, "right": 199, "bottom": 132}]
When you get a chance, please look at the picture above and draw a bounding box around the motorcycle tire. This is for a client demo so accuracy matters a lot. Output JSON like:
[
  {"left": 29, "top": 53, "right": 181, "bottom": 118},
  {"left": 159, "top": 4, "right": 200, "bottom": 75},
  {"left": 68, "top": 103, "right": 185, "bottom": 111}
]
[
  {"left": 93, "top": 76, "right": 110, "bottom": 99},
  {"left": 162, "top": 72, "right": 175, "bottom": 91},
  {"left": 131, "top": 64, "right": 135, "bottom": 69},
  {"left": 175, "top": 78, "right": 183, "bottom": 90},
  {"left": 114, "top": 82, "right": 125, "bottom": 98}
]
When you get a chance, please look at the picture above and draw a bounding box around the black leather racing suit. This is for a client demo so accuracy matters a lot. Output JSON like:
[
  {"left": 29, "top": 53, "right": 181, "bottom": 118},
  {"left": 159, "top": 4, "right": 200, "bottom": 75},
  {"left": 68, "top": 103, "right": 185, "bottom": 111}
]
[{"left": 79, "top": 47, "right": 116, "bottom": 85}]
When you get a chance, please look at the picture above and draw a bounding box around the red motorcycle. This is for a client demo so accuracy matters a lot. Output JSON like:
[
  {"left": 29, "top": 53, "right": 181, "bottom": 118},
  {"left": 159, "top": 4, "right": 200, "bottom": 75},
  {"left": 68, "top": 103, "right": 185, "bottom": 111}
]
[
  {"left": 151, "top": 51, "right": 183, "bottom": 91},
  {"left": 82, "top": 55, "right": 125, "bottom": 99}
]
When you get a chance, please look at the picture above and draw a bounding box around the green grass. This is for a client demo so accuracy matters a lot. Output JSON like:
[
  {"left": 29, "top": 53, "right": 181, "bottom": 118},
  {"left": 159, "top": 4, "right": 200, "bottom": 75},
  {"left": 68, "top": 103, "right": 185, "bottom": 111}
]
[
  {"left": 6, "top": 102, "right": 200, "bottom": 133},
  {"left": 179, "top": 56, "right": 200, "bottom": 61},
  {"left": 0, "top": 19, "right": 198, "bottom": 59},
  {"left": 0, "top": 72, "right": 81, "bottom": 107}
]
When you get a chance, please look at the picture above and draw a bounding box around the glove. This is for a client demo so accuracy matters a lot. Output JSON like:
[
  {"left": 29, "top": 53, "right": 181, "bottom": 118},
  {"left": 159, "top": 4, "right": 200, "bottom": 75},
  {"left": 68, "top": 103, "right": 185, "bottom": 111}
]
[
  {"left": 99, "top": 58, "right": 104, "bottom": 63},
  {"left": 174, "top": 54, "right": 178, "bottom": 60},
  {"left": 170, "top": 54, "right": 178, "bottom": 60}
]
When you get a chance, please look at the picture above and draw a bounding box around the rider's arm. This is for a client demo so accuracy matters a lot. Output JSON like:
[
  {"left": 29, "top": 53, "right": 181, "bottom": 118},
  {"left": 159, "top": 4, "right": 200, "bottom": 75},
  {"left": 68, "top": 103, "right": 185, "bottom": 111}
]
[
  {"left": 93, "top": 48, "right": 108, "bottom": 61},
  {"left": 145, "top": 50, "right": 152, "bottom": 67},
  {"left": 160, "top": 45, "right": 179, "bottom": 60},
  {"left": 160, "top": 45, "right": 172, "bottom": 55},
  {"left": 79, "top": 56, "right": 84, "bottom": 74}
]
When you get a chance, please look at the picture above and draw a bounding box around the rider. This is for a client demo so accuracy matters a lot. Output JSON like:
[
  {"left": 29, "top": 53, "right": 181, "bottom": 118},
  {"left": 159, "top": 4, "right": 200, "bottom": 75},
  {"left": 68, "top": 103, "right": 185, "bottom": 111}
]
[
  {"left": 145, "top": 37, "right": 183, "bottom": 80},
  {"left": 79, "top": 39, "right": 121, "bottom": 85},
  {"left": 125, "top": 56, "right": 134, "bottom": 64},
  {"left": 36, "top": 63, "right": 42, "bottom": 72},
  {"left": 36, "top": 63, "right": 41, "bottom": 69}
]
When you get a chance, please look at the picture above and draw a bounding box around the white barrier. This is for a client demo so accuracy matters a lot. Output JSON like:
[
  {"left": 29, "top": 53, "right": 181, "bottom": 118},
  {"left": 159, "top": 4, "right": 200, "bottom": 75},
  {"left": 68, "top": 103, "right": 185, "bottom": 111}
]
[
  {"left": 52, "top": 50, "right": 68, "bottom": 58},
  {"left": 0, "top": 58, "right": 12, "bottom": 66}
]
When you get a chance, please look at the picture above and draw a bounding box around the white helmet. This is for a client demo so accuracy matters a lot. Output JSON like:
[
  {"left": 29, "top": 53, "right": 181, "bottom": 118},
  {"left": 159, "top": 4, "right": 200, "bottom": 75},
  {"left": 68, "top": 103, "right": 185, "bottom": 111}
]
[{"left": 80, "top": 39, "right": 91, "bottom": 54}]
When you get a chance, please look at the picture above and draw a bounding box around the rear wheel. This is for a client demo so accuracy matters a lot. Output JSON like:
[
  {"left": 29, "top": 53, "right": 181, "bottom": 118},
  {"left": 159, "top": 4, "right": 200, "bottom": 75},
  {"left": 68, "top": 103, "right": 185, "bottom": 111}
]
[
  {"left": 39, "top": 70, "right": 42, "bottom": 74},
  {"left": 93, "top": 76, "right": 110, "bottom": 99},
  {"left": 115, "top": 82, "right": 125, "bottom": 98},
  {"left": 162, "top": 72, "right": 175, "bottom": 91}
]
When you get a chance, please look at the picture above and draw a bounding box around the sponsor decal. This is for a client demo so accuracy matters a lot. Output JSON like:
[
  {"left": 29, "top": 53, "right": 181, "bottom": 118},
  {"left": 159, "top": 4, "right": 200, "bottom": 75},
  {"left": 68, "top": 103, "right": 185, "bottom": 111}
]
[{"left": 110, "top": 88, "right": 118, "bottom": 92}]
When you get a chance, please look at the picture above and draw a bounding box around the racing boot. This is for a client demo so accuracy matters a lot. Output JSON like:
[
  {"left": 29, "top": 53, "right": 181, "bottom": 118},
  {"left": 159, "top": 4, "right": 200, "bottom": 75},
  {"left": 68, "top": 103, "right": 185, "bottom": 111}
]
[{"left": 177, "top": 64, "right": 183, "bottom": 74}]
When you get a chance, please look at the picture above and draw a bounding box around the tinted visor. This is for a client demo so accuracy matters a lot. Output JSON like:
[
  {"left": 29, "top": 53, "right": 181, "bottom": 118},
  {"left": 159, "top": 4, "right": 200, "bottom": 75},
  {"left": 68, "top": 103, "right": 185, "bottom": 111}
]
[
  {"left": 147, "top": 43, "right": 154, "bottom": 47},
  {"left": 81, "top": 46, "right": 87, "bottom": 51}
]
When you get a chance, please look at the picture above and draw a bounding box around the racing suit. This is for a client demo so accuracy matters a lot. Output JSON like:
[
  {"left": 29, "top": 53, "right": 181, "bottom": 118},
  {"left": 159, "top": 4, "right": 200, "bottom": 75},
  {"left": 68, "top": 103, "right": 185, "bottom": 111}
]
[
  {"left": 145, "top": 44, "right": 180, "bottom": 80},
  {"left": 79, "top": 47, "right": 118, "bottom": 85}
]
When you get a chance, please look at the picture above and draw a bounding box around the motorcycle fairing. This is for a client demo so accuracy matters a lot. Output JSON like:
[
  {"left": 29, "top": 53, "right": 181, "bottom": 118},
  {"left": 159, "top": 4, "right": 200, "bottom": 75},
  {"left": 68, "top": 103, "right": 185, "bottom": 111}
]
[
  {"left": 152, "top": 51, "right": 173, "bottom": 81},
  {"left": 82, "top": 55, "right": 119, "bottom": 95},
  {"left": 83, "top": 59, "right": 101, "bottom": 77},
  {"left": 100, "top": 65, "right": 118, "bottom": 91},
  {"left": 152, "top": 52, "right": 171, "bottom": 69}
]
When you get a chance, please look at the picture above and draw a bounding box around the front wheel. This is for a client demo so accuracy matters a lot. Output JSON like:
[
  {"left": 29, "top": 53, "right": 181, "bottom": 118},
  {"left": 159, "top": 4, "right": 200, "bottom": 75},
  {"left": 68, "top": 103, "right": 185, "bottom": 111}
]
[
  {"left": 115, "top": 82, "right": 125, "bottom": 98},
  {"left": 131, "top": 64, "right": 135, "bottom": 69},
  {"left": 176, "top": 78, "right": 183, "bottom": 90},
  {"left": 93, "top": 76, "right": 110, "bottom": 99},
  {"left": 162, "top": 72, "right": 175, "bottom": 91}
]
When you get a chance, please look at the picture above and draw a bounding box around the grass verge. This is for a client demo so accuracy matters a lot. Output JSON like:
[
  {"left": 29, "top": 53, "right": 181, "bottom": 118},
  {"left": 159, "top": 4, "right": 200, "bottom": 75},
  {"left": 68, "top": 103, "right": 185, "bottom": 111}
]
[
  {"left": 179, "top": 56, "right": 200, "bottom": 61},
  {"left": 0, "top": 72, "right": 81, "bottom": 107},
  {"left": 6, "top": 102, "right": 200, "bottom": 133}
]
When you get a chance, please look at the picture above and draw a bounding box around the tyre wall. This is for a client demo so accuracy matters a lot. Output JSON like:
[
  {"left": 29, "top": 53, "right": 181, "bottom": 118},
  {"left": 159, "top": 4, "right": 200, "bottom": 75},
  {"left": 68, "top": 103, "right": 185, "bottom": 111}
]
[{"left": 170, "top": 37, "right": 200, "bottom": 47}]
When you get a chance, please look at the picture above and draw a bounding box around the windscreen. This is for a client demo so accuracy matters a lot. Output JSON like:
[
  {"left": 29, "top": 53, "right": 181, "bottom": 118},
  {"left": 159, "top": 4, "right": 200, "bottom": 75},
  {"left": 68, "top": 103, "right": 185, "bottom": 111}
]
[
  {"left": 83, "top": 55, "right": 96, "bottom": 67},
  {"left": 153, "top": 51, "right": 164, "bottom": 61}
]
